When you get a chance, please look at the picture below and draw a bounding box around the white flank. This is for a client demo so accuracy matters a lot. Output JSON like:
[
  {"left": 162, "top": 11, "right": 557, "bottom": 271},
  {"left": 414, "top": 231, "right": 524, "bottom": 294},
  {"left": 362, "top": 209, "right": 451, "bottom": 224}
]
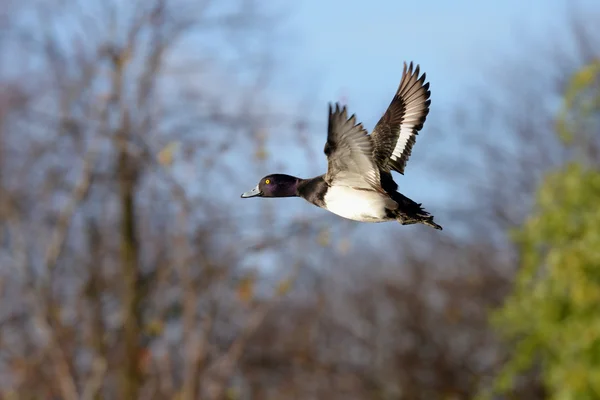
[{"left": 323, "top": 185, "right": 389, "bottom": 222}]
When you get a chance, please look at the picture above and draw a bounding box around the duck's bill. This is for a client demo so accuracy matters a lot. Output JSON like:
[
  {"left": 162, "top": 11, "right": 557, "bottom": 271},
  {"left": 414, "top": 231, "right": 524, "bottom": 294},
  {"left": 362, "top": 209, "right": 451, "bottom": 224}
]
[{"left": 241, "top": 185, "right": 262, "bottom": 198}]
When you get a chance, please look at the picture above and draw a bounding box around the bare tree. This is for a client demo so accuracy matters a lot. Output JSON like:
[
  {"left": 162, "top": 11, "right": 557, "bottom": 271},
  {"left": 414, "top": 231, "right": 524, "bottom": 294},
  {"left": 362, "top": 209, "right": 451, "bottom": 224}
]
[{"left": 0, "top": 0, "right": 316, "bottom": 398}]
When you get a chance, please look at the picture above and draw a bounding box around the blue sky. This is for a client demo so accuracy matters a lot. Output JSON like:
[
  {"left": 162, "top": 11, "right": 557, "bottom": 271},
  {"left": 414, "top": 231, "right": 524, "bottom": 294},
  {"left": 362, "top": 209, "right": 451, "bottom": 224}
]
[
  {"left": 256, "top": 0, "right": 597, "bottom": 215},
  {"left": 285, "top": 0, "right": 590, "bottom": 108}
]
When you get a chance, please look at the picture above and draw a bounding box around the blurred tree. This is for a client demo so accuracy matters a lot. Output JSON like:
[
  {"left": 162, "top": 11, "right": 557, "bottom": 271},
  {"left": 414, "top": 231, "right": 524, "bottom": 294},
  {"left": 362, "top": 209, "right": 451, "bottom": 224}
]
[
  {"left": 0, "top": 0, "right": 315, "bottom": 399},
  {"left": 0, "top": 0, "right": 598, "bottom": 398},
  {"left": 492, "top": 60, "right": 600, "bottom": 399}
]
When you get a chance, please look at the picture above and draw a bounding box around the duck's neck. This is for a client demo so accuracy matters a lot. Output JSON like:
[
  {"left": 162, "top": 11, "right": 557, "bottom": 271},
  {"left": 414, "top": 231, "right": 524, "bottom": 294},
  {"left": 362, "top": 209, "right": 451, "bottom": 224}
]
[
  {"left": 296, "top": 175, "right": 328, "bottom": 204},
  {"left": 280, "top": 178, "right": 302, "bottom": 197}
]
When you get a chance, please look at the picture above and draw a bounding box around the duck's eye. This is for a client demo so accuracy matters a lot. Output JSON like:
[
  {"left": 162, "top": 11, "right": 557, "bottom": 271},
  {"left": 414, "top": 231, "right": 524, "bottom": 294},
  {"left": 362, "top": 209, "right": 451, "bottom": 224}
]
[{"left": 265, "top": 179, "right": 270, "bottom": 184}]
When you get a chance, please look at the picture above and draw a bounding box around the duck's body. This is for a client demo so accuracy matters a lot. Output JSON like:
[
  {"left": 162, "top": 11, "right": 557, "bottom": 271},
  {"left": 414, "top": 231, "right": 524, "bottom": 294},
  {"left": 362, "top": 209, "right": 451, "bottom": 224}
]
[
  {"left": 241, "top": 62, "right": 442, "bottom": 231},
  {"left": 296, "top": 175, "right": 387, "bottom": 222},
  {"left": 294, "top": 175, "right": 415, "bottom": 224}
]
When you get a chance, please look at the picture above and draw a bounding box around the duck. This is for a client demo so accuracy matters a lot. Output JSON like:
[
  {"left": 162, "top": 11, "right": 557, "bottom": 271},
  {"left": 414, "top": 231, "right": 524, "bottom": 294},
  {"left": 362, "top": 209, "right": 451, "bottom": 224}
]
[{"left": 241, "top": 62, "right": 442, "bottom": 230}]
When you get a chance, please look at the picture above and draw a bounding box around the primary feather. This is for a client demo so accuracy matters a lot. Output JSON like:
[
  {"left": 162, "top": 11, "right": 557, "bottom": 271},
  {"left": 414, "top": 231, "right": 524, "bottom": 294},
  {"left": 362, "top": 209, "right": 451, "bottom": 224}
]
[{"left": 371, "top": 62, "right": 431, "bottom": 174}]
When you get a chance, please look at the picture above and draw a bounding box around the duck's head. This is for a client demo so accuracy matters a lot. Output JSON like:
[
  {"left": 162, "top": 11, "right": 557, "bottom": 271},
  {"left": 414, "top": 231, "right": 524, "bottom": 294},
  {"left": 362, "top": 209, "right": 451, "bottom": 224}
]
[{"left": 241, "top": 174, "right": 299, "bottom": 198}]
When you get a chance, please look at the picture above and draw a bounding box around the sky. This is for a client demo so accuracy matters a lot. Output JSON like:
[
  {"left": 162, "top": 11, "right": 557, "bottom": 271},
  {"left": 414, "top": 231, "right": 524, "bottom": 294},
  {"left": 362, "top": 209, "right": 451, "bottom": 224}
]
[
  {"left": 252, "top": 0, "right": 598, "bottom": 222},
  {"left": 285, "top": 0, "right": 590, "bottom": 110}
]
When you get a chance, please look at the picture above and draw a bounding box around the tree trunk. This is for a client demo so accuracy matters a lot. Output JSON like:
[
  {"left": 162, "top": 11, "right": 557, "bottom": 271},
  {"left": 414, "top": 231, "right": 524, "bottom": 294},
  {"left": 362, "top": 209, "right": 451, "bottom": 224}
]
[{"left": 118, "top": 134, "right": 142, "bottom": 399}]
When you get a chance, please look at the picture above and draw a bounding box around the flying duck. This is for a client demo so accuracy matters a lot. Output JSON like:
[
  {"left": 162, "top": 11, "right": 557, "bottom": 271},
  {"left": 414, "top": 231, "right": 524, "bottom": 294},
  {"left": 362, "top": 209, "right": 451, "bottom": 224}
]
[{"left": 241, "top": 62, "right": 442, "bottom": 230}]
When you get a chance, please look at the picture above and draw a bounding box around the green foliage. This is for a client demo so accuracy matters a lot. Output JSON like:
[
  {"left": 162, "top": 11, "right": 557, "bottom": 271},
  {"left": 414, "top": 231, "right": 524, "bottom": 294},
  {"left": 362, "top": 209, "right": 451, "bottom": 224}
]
[
  {"left": 492, "top": 57, "right": 600, "bottom": 399},
  {"left": 557, "top": 59, "right": 600, "bottom": 146},
  {"left": 492, "top": 162, "right": 600, "bottom": 399}
]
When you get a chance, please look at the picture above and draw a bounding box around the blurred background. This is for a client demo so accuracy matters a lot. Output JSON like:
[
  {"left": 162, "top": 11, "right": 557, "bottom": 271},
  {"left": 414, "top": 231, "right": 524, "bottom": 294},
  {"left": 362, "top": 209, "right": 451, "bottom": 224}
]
[{"left": 0, "top": 0, "right": 599, "bottom": 399}]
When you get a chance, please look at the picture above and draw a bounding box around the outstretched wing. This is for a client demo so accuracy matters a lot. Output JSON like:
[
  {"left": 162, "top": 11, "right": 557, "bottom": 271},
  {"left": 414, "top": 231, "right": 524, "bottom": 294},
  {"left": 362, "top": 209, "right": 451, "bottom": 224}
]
[
  {"left": 324, "top": 103, "right": 381, "bottom": 190},
  {"left": 371, "top": 61, "right": 431, "bottom": 174}
]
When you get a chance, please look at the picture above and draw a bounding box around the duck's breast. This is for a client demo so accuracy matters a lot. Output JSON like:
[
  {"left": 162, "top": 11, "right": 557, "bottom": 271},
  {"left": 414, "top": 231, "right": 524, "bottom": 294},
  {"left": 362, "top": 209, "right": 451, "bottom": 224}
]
[{"left": 323, "top": 185, "right": 392, "bottom": 222}]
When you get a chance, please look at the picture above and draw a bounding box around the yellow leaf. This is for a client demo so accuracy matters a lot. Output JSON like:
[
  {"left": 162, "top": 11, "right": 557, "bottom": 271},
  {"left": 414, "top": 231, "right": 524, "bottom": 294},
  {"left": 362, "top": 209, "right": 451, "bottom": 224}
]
[
  {"left": 254, "top": 146, "right": 268, "bottom": 161},
  {"left": 225, "top": 387, "right": 239, "bottom": 400},
  {"left": 276, "top": 278, "right": 293, "bottom": 296},
  {"left": 557, "top": 59, "right": 600, "bottom": 144},
  {"left": 571, "top": 61, "right": 600, "bottom": 93},
  {"left": 237, "top": 274, "right": 256, "bottom": 304},
  {"left": 317, "top": 228, "right": 329, "bottom": 247},
  {"left": 157, "top": 141, "right": 179, "bottom": 166},
  {"left": 145, "top": 318, "right": 165, "bottom": 337}
]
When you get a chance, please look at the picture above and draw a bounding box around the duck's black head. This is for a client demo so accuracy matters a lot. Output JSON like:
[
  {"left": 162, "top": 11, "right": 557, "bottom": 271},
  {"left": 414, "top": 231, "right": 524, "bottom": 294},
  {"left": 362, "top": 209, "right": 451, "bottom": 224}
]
[{"left": 241, "top": 174, "right": 300, "bottom": 198}]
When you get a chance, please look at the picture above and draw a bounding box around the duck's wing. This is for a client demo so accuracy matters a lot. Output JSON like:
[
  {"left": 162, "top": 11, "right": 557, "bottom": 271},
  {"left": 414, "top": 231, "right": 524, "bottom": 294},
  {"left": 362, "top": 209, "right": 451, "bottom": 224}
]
[
  {"left": 324, "top": 103, "right": 381, "bottom": 190},
  {"left": 371, "top": 62, "right": 431, "bottom": 174}
]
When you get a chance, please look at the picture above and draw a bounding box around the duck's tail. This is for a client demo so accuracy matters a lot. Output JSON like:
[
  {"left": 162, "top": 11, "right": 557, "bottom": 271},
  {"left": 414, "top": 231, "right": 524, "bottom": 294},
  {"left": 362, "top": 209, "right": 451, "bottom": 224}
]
[
  {"left": 392, "top": 192, "right": 443, "bottom": 231},
  {"left": 399, "top": 214, "right": 443, "bottom": 230}
]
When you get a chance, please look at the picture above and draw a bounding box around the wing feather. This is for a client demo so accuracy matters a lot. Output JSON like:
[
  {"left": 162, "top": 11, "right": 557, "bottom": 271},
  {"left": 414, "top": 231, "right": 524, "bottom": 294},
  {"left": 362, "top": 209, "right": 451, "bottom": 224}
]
[
  {"left": 324, "top": 103, "right": 381, "bottom": 190},
  {"left": 371, "top": 61, "right": 431, "bottom": 175}
]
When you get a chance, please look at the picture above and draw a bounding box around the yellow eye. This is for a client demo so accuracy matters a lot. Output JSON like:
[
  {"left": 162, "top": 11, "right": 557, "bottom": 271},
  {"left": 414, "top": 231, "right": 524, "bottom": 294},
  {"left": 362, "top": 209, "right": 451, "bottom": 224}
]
[{"left": 265, "top": 179, "right": 270, "bottom": 184}]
